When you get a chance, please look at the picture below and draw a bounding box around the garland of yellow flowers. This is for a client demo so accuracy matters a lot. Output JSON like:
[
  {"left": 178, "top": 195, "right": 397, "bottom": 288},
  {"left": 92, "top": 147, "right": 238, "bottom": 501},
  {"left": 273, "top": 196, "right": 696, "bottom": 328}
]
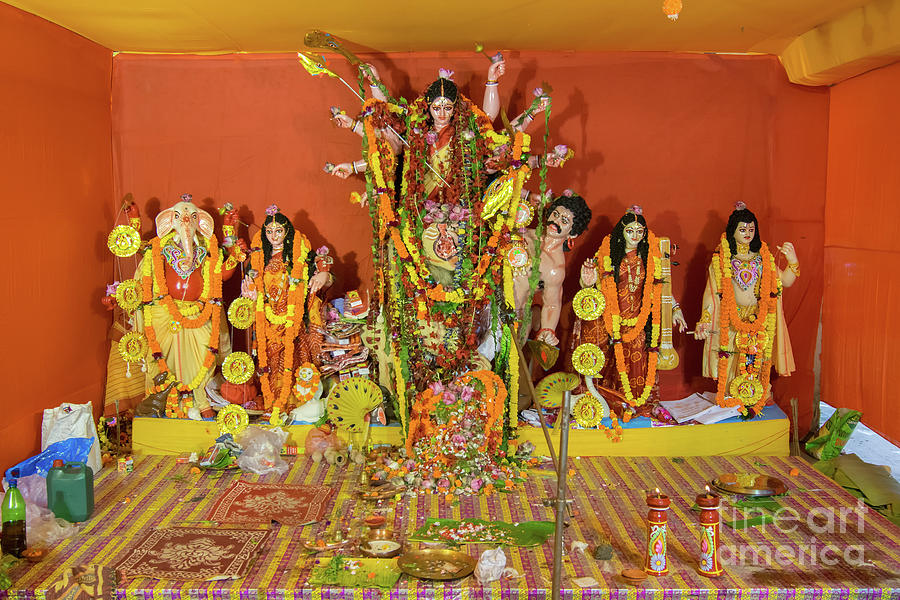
[
  {"left": 141, "top": 232, "right": 223, "bottom": 418},
  {"left": 250, "top": 230, "right": 311, "bottom": 412},
  {"left": 713, "top": 234, "right": 781, "bottom": 414},
  {"left": 592, "top": 231, "right": 663, "bottom": 407}
]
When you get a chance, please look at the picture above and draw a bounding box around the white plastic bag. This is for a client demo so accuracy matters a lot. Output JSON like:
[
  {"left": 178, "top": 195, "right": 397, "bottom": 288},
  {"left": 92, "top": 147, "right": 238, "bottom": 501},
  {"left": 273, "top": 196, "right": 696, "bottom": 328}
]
[
  {"left": 41, "top": 403, "right": 101, "bottom": 474},
  {"left": 236, "top": 426, "right": 289, "bottom": 475},
  {"left": 475, "top": 548, "right": 507, "bottom": 583}
]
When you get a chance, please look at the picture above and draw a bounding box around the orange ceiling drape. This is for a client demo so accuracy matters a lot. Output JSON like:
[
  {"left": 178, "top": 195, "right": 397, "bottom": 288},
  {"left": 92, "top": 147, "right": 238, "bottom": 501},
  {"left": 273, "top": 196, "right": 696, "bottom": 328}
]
[
  {"left": 823, "top": 61, "right": 900, "bottom": 446},
  {"left": 111, "top": 51, "right": 828, "bottom": 435}
]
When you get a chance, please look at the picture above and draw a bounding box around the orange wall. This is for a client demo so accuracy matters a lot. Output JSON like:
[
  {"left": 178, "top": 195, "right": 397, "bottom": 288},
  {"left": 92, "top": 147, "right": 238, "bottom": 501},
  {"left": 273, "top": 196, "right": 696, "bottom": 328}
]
[
  {"left": 823, "top": 61, "right": 900, "bottom": 446},
  {"left": 112, "top": 51, "right": 828, "bottom": 435},
  {"left": 0, "top": 5, "right": 113, "bottom": 473}
]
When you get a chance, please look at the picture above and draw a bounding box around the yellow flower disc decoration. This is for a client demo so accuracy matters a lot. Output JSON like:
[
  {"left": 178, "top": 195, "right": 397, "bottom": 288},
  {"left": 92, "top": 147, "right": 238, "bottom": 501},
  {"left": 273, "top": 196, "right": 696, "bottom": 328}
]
[
  {"left": 118, "top": 332, "right": 147, "bottom": 363},
  {"left": 573, "top": 394, "right": 605, "bottom": 428},
  {"left": 115, "top": 279, "right": 142, "bottom": 312},
  {"left": 227, "top": 297, "right": 255, "bottom": 329},
  {"left": 107, "top": 225, "right": 141, "bottom": 257},
  {"left": 535, "top": 372, "right": 581, "bottom": 409},
  {"left": 572, "top": 343, "right": 606, "bottom": 377},
  {"left": 514, "top": 201, "right": 534, "bottom": 227},
  {"left": 216, "top": 404, "right": 249, "bottom": 436},
  {"left": 572, "top": 287, "right": 606, "bottom": 321},
  {"left": 222, "top": 352, "right": 255, "bottom": 385},
  {"left": 729, "top": 374, "right": 764, "bottom": 407}
]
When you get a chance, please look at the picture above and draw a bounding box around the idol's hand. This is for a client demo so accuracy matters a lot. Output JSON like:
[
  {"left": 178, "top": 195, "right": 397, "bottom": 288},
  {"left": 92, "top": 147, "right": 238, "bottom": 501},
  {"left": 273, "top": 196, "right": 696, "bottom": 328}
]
[
  {"left": 535, "top": 328, "right": 559, "bottom": 347},
  {"left": 777, "top": 242, "right": 798, "bottom": 265},
  {"left": 333, "top": 113, "right": 354, "bottom": 129},
  {"left": 673, "top": 308, "right": 688, "bottom": 333},
  {"left": 309, "top": 271, "right": 332, "bottom": 295},
  {"left": 694, "top": 322, "right": 711, "bottom": 341},
  {"left": 580, "top": 258, "right": 598, "bottom": 287},
  {"left": 330, "top": 163, "right": 354, "bottom": 179},
  {"left": 487, "top": 59, "right": 506, "bottom": 82},
  {"left": 240, "top": 274, "right": 257, "bottom": 301},
  {"left": 362, "top": 63, "right": 380, "bottom": 84}
]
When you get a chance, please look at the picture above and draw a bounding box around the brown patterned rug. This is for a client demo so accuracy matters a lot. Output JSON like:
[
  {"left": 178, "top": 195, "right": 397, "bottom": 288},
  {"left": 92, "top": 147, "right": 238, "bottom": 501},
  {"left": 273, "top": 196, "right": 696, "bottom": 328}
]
[
  {"left": 115, "top": 527, "right": 269, "bottom": 580},
  {"left": 207, "top": 480, "right": 333, "bottom": 525}
]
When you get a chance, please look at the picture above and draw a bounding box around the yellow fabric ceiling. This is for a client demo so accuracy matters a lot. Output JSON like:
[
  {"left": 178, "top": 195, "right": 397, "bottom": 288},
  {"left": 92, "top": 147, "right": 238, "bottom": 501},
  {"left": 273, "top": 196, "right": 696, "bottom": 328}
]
[{"left": 5, "top": 0, "right": 900, "bottom": 84}]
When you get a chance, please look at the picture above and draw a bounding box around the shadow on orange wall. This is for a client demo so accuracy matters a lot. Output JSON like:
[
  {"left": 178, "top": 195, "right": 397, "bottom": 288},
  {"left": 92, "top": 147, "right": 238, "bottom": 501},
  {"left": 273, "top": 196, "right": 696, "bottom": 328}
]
[
  {"left": 0, "top": 4, "right": 113, "bottom": 472},
  {"left": 111, "top": 51, "right": 827, "bottom": 438}
]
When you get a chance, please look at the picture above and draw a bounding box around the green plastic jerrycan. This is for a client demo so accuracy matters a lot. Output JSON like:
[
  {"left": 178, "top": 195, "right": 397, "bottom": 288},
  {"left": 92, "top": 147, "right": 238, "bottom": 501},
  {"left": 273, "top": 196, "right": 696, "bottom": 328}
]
[{"left": 47, "top": 460, "right": 94, "bottom": 522}]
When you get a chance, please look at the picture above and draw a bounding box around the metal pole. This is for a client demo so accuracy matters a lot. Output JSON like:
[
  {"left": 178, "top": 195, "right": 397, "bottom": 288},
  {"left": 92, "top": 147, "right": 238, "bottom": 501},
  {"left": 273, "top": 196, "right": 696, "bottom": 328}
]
[{"left": 551, "top": 390, "right": 572, "bottom": 600}]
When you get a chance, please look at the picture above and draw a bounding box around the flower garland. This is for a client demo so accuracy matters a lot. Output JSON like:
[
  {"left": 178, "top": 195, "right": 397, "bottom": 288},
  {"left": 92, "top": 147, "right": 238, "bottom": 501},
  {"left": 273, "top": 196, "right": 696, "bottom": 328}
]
[
  {"left": 250, "top": 229, "right": 311, "bottom": 412},
  {"left": 713, "top": 234, "right": 781, "bottom": 414},
  {"left": 592, "top": 232, "right": 663, "bottom": 407},
  {"left": 141, "top": 232, "right": 223, "bottom": 418}
]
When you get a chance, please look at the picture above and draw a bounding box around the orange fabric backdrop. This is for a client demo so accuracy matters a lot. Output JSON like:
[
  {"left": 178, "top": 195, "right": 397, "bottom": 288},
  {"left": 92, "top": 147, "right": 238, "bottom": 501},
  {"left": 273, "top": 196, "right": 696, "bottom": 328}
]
[
  {"left": 823, "top": 61, "right": 900, "bottom": 446},
  {"left": 0, "top": 4, "right": 113, "bottom": 472},
  {"left": 111, "top": 51, "right": 827, "bottom": 434}
]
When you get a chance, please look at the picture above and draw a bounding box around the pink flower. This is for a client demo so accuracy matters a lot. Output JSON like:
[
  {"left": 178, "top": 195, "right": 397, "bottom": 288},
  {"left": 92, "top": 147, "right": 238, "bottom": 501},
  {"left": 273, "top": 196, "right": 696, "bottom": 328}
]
[
  {"left": 491, "top": 52, "right": 504, "bottom": 64},
  {"left": 425, "top": 131, "right": 438, "bottom": 145},
  {"left": 428, "top": 381, "right": 444, "bottom": 395},
  {"left": 442, "top": 391, "right": 457, "bottom": 405},
  {"left": 106, "top": 281, "right": 120, "bottom": 296},
  {"left": 459, "top": 386, "right": 474, "bottom": 403},
  {"left": 438, "top": 68, "right": 454, "bottom": 81},
  {"left": 554, "top": 144, "right": 569, "bottom": 156},
  {"left": 265, "top": 204, "right": 279, "bottom": 216},
  {"left": 563, "top": 189, "right": 574, "bottom": 197},
  {"left": 438, "top": 477, "right": 450, "bottom": 489},
  {"left": 470, "top": 478, "right": 484, "bottom": 492},
  {"left": 451, "top": 433, "right": 465, "bottom": 445},
  {"left": 532, "top": 87, "right": 544, "bottom": 98}
]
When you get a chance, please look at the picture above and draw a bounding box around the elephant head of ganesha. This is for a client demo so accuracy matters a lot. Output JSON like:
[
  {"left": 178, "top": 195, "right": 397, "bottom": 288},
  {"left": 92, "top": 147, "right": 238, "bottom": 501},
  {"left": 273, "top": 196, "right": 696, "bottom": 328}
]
[{"left": 154, "top": 194, "right": 215, "bottom": 260}]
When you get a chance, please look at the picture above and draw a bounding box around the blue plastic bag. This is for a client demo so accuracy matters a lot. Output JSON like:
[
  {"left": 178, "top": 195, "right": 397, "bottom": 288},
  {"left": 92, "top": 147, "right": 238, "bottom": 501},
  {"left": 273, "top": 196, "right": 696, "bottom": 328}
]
[{"left": 5, "top": 437, "right": 94, "bottom": 483}]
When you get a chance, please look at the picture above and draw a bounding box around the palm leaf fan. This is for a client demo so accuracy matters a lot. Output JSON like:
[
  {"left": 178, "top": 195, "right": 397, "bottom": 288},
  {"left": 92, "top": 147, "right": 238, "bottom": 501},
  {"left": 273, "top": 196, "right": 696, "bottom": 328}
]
[
  {"left": 327, "top": 377, "right": 383, "bottom": 433},
  {"left": 535, "top": 372, "right": 580, "bottom": 409}
]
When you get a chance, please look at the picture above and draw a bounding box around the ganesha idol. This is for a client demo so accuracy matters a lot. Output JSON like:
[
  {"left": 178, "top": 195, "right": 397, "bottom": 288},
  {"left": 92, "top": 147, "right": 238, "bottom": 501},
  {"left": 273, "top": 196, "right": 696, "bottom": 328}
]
[{"left": 135, "top": 194, "right": 246, "bottom": 419}]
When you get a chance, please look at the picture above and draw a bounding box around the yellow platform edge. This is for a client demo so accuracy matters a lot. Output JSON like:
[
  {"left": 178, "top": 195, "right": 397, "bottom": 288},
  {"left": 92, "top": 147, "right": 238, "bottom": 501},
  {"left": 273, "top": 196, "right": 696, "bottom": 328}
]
[{"left": 133, "top": 416, "right": 788, "bottom": 457}]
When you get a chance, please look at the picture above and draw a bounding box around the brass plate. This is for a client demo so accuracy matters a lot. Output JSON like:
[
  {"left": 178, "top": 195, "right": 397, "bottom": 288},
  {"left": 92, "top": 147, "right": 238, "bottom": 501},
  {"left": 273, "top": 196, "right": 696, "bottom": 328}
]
[
  {"left": 397, "top": 548, "right": 476, "bottom": 580},
  {"left": 711, "top": 474, "right": 787, "bottom": 497}
]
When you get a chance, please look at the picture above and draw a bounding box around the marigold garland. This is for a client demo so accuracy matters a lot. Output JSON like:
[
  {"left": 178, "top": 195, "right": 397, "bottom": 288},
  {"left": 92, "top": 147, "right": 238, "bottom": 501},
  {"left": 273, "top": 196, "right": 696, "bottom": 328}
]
[
  {"left": 713, "top": 234, "right": 781, "bottom": 414},
  {"left": 591, "top": 232, "right": 663, "bottom": 407},
  {"left": 250, "top": 229, "right": 311, "bottom": 412},
  {"left": 140, "top": 232, "right": 223, "bottom": 418}
]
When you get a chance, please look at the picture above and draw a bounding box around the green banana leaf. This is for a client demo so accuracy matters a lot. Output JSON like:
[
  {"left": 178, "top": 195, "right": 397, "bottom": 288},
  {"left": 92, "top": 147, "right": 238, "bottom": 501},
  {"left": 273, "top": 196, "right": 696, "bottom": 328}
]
[{"left": 409, "top": 518, "right": 555, "bottom": 546}]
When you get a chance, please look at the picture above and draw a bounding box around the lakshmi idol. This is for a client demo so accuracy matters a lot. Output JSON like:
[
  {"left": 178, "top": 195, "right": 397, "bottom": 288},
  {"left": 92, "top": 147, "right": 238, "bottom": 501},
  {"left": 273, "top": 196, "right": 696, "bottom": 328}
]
[
  {"left": 576, "top": 206, "right": 687, "bottom": 422},
  {"left": 694, "top": 202, "right": 798, "bottom": 415},
  {"left": 240, "top": 205, "right": 333, "bottom": 418}
]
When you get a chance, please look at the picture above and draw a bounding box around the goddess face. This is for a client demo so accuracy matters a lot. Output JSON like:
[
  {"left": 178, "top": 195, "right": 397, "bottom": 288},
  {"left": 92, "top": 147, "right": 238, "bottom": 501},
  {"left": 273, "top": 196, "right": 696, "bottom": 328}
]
[
  {"left": 429, "top": 97, "right": 454, "bottom": 131},
  {"left": 733, "top": 221, "right": 756, "bottom": 247},
  {"left": 265, "top": 222, "right": 287, "bottom": 249},
  {"left": 623, "top": 222, "right": 646, "bottom": 250},
  {"left": 546, "top": 206, "right": 575, "bottom": 240}
]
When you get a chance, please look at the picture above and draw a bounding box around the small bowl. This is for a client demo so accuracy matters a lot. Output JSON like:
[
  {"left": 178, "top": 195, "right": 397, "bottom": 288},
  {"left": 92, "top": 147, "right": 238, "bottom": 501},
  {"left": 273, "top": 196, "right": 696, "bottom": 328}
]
[{"left": 360, "top": 538, "right": 403, "bottom": 558}]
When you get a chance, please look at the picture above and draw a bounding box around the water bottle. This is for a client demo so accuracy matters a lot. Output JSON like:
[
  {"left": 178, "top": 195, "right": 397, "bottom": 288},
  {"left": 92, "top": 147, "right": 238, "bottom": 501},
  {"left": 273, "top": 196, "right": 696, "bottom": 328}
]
[{"left": 2, "top": 470, "right": 27, "bottom": 557}]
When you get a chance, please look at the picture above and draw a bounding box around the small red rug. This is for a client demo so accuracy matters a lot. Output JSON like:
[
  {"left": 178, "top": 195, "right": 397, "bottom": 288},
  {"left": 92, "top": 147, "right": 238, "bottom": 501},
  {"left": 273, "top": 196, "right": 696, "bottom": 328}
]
[
  {"left": 115, "top": 527, "right": 269, "bottom": 580},
  {"left": 207, "top": 480, "right": 333, "bottom": 525}
]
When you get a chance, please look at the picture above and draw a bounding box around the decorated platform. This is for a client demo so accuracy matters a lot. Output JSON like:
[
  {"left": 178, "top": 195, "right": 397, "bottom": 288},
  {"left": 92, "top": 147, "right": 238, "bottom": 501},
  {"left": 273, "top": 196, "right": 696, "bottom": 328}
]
[
  {"left": 132, "top": 404, "right": 789, "bottom": 457},
  {"left": 3, "top": 453, "right": 898, "bottom": 600}
]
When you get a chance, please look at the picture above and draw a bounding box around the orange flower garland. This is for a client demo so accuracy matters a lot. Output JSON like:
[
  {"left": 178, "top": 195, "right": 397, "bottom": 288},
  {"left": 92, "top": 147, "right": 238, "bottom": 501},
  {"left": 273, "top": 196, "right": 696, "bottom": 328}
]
[
  {"left": 140, "top": 233, "right": 223, "bottom": 418},
  {"left": 250, "top": 230, "right": 311, "bottom": 412},
  {"left": 713, "top": 234, "right": 781, "bottom": 413},
  {"left": 592, "top": 231, "right": 663, "bottom": 407}
]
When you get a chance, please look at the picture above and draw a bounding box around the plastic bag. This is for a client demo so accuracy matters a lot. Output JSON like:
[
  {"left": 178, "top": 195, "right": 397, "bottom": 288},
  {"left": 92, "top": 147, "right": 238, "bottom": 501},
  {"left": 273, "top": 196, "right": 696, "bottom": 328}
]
[
  {"left": 5, "top": 437, "right": 95, "bottom": 484},
  {"left": 475, "top": 548, "right": 507, "bottom": 583},
  {"left": 236, "top": 426, "right": 289, "bottom": 475},
  {"left": 42, "top": 403, "right": 102, "bottom": 474},
  {"left": 24, "top": 500, "right": 79, "bottom": 549},
  {"left": 805, "top": 408, "right": 863, "bottom": 460}
]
